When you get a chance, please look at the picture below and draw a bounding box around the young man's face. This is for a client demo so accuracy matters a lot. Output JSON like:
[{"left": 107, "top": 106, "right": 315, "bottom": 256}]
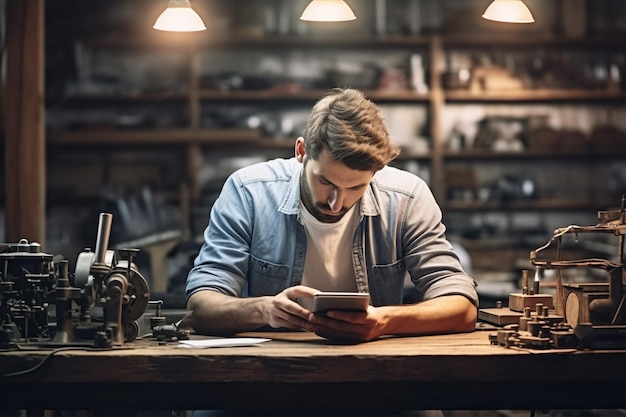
[{"left": 296, "top": 138, "right": 373, "bottom": 223}]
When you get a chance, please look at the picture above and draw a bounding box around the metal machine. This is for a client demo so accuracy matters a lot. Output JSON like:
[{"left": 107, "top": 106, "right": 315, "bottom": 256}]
[
  {"left": 482, "top": 197, "right": 626, "bottom": 349},
  {"left": 0, "top": 213, "right": 150, "bottom": 348}
]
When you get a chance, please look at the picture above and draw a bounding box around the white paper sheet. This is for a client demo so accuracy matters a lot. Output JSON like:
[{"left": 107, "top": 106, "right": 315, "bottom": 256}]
[{"left": 177, "top": 337, "right": 271, "bottom": 348}]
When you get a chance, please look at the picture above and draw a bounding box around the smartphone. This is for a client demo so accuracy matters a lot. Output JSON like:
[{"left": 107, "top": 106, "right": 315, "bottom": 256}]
[{"left": 312, "top": 292, "right": 370, "bottom": 314}]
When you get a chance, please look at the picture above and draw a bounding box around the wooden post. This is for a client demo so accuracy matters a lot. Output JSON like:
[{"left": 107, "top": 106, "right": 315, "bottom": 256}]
[
  {"left": 4, "top": 0, "right": 46, "bottom": 245},
  {"left": 429, "top": 35, "right": 445, "bottom": 205}
]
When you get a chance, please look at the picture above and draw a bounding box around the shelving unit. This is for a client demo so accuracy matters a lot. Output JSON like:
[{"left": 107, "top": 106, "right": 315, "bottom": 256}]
[
  {"left": 5, "top": 0, "right": 621, "bottom": 278},
  {"left": 445, "top": 89, "right": 625, "bottom": 102},
  {"left": 48, "top": 39, "right": 624, "bottom": 178}
]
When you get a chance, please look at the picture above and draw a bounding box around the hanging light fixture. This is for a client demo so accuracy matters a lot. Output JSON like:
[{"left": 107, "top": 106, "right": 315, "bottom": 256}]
[
  {"left": 153, "top": 0, "right": 207, "bottom": 32},
  {"left": 300, "top": 0, "right": 357, "bottom": 22},
  {"left": 482, "top": 0, "right": 535, "bottom": 23}
]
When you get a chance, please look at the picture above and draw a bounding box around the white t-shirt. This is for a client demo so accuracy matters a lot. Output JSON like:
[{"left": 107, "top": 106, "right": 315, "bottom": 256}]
[{"left": 300, "top": 201, "right": 359, "bottom": 294}]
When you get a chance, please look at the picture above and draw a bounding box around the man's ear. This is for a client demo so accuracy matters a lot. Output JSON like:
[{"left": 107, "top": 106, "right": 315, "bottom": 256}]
[{"left": 295, "top": 137, "right": 305, "bottom": 162}]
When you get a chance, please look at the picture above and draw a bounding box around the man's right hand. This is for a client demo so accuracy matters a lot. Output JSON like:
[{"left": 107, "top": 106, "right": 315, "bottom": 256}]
[
  {"left": 186, "top": 286, "right": 320, "bottom": 335},
  {"left": 267, "top": 285, "right": 319, "bottom": 332}
]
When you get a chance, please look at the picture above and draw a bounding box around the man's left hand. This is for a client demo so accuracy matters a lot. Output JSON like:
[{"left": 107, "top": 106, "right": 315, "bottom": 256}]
[{"left": 308, "top": 306, "right": 385, "bottom": 343}]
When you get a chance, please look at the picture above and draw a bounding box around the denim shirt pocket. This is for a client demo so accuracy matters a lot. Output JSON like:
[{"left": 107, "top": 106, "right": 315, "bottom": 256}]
[
  {"left": 248, "top": 254, "right": 291, "bottom": 296},
  {"left": 370, "top": 259, "right": 406, "bottom": 306}
]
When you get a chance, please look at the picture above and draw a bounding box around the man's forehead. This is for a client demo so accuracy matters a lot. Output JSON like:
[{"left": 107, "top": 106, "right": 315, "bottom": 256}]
[{"left": 308, "top": 150, "right": 373, "bottom": 187}]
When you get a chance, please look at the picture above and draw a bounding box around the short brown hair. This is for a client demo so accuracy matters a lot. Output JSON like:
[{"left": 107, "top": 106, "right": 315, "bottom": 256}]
[{"left": 302, "top": 88, "right": 400, "bottom": 171}]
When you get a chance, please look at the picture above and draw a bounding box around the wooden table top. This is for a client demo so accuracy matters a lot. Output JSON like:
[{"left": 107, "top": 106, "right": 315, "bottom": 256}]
[{"left": 1, "top": 330, "right": 624, "bottom": 412}]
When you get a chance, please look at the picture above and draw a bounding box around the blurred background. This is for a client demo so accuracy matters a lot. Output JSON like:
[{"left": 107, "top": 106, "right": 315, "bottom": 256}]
[{"left": 1, "top": 0, "right": 625, "bottom": 309}]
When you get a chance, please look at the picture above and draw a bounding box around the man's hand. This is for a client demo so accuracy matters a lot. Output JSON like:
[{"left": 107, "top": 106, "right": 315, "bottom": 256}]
[
  {"left": 267, "top": 285, "right": 319, "bottom": 332},
  {"left": 308, "top": 306, "right": 386, "bottom": 343},
  {"left": 187, "top": 286, "right": 318, "bottom": 335},
  {"left": 308, "top": 295, "right": 477, "bottom": 343}
]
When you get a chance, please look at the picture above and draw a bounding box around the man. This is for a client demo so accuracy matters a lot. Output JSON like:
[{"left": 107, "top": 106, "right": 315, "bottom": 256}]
[{"left": 185, "top": 88, "right": 478, "bottom": 343}]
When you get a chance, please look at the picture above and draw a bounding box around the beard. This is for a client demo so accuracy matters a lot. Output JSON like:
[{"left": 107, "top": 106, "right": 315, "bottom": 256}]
[{"left": 299, "top": 171, "right": 347, "bottom": 223}]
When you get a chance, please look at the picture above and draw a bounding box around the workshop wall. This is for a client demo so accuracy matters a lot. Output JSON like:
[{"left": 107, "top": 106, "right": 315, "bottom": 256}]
[{"left": 1, "top": 0, "right": 624, "bottom": 306}]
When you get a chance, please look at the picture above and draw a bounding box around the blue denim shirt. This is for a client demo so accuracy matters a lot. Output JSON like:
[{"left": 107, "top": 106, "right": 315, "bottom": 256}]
[{"left": 186, "top": 157, "right": 478, "bottom": 307}]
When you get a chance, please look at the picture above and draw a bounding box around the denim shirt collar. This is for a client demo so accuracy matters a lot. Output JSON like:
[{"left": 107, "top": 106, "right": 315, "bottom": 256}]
[{"left": 278, "top": 160, "right": 303, "bottom": 216}]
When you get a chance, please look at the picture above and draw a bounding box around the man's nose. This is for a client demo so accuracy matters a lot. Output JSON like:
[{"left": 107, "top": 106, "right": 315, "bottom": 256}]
[{"left": 328, "top": 189, "right": 343, "bottom": 212}]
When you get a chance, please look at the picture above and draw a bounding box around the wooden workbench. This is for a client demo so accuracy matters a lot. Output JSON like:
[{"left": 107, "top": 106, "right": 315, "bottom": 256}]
[{"left": 0, "top": 331, "right": 624, "bottom": 413}]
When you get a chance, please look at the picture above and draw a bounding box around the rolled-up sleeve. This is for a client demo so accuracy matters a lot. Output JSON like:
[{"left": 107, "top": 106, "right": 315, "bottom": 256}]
[
  {"left": 402, "top": 179, "right": 479, "bottom": 307},
  {"left": 186, "top": 175, "right": 252, "bottom": 299}
]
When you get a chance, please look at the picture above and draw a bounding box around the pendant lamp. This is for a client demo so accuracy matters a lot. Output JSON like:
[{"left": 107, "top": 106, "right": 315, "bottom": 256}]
[
  {"left": 300, "top": 0, "right": 357, "bottom": 22},
  {"left": 482, "top": 0, "right": 535, "bottom": 23},
  {"left": 153, "top": 0, "right": 207, "bottom": 32}
]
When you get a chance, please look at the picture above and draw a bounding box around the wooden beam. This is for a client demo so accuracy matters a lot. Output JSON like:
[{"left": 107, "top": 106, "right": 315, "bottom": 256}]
[{"left": 4, "top": 0, "right": 45, "bottom": 245}]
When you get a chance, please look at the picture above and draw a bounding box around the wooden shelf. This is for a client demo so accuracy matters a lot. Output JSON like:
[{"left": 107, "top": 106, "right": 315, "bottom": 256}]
[
  {"left": 445, "top": 198, "right": 615, "bottom": 212},
  {"left": 49, "top": 33, "right": 432, "bottom": 50},
  {"left": 49, "top": 88, "right": 621, "bottom": 105},
  {"left": 47, "top": 129, "right": 301, "bottom": 151},
  {"left": 50, "top": 32, "right": 624, "bottom": 50},
  {"left": 444, "top": 149, "right": 623, "bottom": 160},
  {"left": 47, "top": 91, "right": 189, "bottom": 105},
  {"left": 198, "top": 89, "right": 431, "bottom": 103},
  {"left": 47, "top": 89, "right": 431, "bottom": 105},
  {"left": 47, "top": 128, "right": 263, "bottom": 145},
  {"left": 441, "top": 34, "right": 625, "bottom": 48},
  {"left": 445, "top": 89, "right": 625, "bottom": 103}
]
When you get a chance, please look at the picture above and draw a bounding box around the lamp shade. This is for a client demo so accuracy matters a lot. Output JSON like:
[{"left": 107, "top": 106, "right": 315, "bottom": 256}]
[
  {"left": 300, "top": 0, "right": 357, "bottom": 22},
  {"left": 482, "top": 0, "right": 535, "bottom": 23},
  {"left": 153, "top": 0, "right": 207, "bottom": 32}
]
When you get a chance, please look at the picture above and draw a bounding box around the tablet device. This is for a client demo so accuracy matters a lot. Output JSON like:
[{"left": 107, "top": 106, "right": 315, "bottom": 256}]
[{"left": 312, "top": 292, "right": 370, "bottom": 314}]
